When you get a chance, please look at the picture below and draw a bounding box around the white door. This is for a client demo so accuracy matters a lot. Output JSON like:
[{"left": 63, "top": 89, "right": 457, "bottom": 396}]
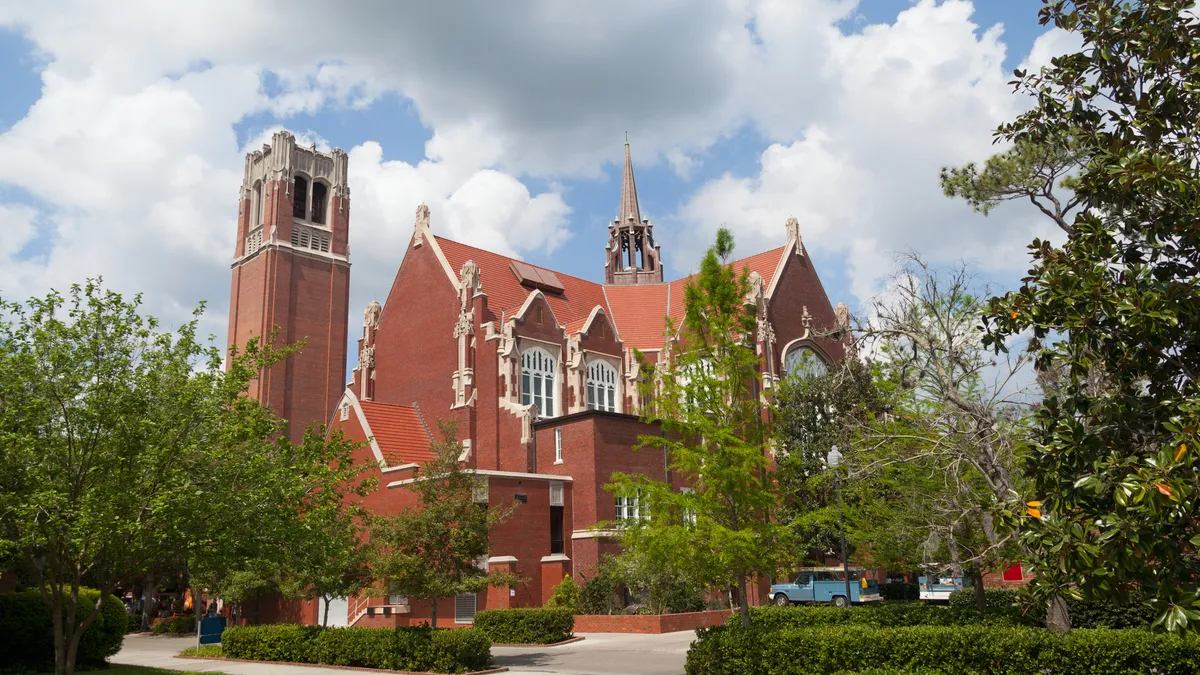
[{"left": 320, "top": 597, "right": 349, "bottom": 627}]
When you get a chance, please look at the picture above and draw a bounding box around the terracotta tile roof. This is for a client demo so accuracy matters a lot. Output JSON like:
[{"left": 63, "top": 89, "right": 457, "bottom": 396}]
[
  {"left": 358, "top": 400, "right": 435, "bottom": 466},
  {"left": 434, "top": 236, "right": 787, "bottom": 352},
  {"left": 436, "top": 237, "right": 609, "bottom": 326},
  {"left": 604, "top": 283, "right": 674, "bottom": 352}
]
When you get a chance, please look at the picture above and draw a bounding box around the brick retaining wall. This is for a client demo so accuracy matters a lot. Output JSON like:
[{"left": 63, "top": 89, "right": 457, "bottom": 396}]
[{"left": 573, "top": 609, "right": 732, "bottom": 634}]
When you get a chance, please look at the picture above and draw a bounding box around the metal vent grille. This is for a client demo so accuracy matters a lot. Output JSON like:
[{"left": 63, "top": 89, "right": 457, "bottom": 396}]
[{"left": 454, "top": 593, "right": 477, "bottom": 624}]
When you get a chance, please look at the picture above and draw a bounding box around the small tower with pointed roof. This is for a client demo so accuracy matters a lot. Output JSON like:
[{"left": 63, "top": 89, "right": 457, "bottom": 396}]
[{"left": 605, "top": 138, "right": 663, "bottom": 285}]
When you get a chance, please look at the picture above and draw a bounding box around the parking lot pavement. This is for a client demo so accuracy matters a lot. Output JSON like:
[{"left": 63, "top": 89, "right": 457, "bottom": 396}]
[
  {"left": 494, "top": 631, "right": 693, "bottom": 675},
  {"left": 113, "top": 630, "right": 694, "bottom": 675}
]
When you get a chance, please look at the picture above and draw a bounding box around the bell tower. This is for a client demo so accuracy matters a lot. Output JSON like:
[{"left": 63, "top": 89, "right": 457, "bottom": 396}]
[
  {"left": 227, "top": 130, "right": 352, "bottom": 444},
  {"left": 605, "top": 139, "right": 663, "bottom": 285}
]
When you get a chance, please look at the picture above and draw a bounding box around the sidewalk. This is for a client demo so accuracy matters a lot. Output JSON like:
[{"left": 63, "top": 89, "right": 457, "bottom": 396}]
[{"left": 114, "top": 631, "right": 692, "bottom": 675}]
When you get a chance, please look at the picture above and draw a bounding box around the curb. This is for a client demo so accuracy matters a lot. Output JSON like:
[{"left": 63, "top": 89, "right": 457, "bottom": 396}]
[
  {"left": 176, "top": 654, "right": 507, "bottom": 675},
  {"left": 492, "top": 636, "right": 583, "bottom": 648}
]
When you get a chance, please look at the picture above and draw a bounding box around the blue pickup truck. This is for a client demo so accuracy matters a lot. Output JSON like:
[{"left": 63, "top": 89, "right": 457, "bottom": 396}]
[{"left": 769, "top": 567, "right": 883, "bottom": 608}]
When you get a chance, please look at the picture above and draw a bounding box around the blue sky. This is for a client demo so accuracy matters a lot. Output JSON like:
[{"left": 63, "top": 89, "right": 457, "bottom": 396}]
[{"left": 0, "top": 1, "right": 1069, "bottom": 365}]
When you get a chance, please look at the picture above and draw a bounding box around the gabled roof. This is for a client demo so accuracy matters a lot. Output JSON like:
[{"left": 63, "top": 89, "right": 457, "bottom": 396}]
[
  {"left": 358, "top": 400, "right": 435, "bottom": 466},
  {"left": 433, "top": 236, "right": 788, "bottom": 352},
  {"left": 437, "top": 237, "right": 610, "bottom": 326}
]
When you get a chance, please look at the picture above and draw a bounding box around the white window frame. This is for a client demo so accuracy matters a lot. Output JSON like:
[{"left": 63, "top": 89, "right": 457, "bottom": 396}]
[
  {"left": 586, "top": 359, "right": 619, "bottom": 412},
  {"left": 615, "top": 491, "right": 648, "bottom": 525},
  {"left": 681, "top": 487, "right": 697, "bottom": 527},
  {"left": 554, "top": 427, "right": 563, "bottom": 463},
  {"left": 521, "top": 346, "right": 558, "bottom": 418}
]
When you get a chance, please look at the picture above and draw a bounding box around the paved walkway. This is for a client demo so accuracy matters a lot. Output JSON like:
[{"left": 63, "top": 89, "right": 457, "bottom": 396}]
[{"left": 113, "top": 631, "right": 692, "bottom": 675}]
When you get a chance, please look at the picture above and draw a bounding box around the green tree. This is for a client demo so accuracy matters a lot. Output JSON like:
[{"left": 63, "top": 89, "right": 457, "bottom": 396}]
[
  {"left": 0, "top": 280, "right": 306, "bottom": 675},
  {"left": 774, "top": 356, "right": 881, "bottom": 561},
  {"left": 279, "top": 435, "right": 376, "bottom": 626},
  {"left": 940, "top": 137, "right": 1084, "bottom": 233},
  {"left": 857, "top": 255, "right": 1034, "bottom": 615},
  {"left": 610, "top": 228, "right": 794, "bottom": 629},
  {"left": 981, "top": 0, "right": 1200, "bottom": 632},
  {"left": 369, "top": 421, "right": 517, "bottom": 628}
]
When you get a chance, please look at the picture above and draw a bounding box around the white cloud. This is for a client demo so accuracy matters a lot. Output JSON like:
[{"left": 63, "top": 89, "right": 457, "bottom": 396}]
[{"left": 0, "top": 0, "right": 1078, "bottom": 350}]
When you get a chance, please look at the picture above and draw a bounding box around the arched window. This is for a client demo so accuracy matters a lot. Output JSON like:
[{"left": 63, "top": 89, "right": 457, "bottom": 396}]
[
  {"left": 293, "top": 175, "right": 308, "bottom": 219},
  {"left": 783, "top": 343, "right": 828, "bottom": 380},
  {"left": 311, "top": 181, "right": 328, "bottom": 225},
  {"left": 252, "top": 180, "right": 263, "bottom": 227},
  {"left": 586, "top": 360, "right": 618, "bottom": 412},
  {"left": 521, "top": 347, "right": 557, "bottom": 418}
]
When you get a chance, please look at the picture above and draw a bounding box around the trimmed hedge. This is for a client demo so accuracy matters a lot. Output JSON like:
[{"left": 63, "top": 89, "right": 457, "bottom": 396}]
[
  {"left": 473, "top": 608, "right": 574, "bottom": 644},
  {"left": 221, "top": 624, "right": 491, "bottom": 673},
  {"left": 0, "top": 588, "right": 126, "bottom": 672},
  {"left": 733, "top": 604, "right": 1016, "bottom": 630},
  {"left": 948, "top": 588, "right": 1157, "bottom": 628},
  {"left": 151, "top": 615, "right": 196, "bottom": 634},
  {"left": 686, "top": 624, "right": 1200, "bottom": 675}
]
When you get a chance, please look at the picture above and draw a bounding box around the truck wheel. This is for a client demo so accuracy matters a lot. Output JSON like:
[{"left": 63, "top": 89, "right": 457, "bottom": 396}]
[
  {"left": 832, "top": 595, "right": 849, "bottom": 608},
  {"left": 773, "top": 594, "right": 790, "bottom": 607}
]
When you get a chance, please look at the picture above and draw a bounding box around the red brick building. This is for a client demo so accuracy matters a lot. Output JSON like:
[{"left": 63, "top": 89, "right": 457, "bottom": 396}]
[{"left": 228, "top": 131, "right": 851, "bottom": 626}]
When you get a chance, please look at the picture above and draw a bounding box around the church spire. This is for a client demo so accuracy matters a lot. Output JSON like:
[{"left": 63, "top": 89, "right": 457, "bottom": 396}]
[
  {"left": 617, "top": 134, "right": 642, "bottom": 226},
  {"left": 606, "top": 136, "right": 662, "bottom": 285}
]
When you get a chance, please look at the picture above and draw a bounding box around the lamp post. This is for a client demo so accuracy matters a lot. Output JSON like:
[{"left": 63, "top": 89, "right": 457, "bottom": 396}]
[{"left": 826, "top": 446, "right": 853, "bottom": 607}]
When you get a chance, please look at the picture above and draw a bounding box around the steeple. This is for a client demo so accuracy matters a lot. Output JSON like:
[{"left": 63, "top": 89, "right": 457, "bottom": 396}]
[
  {"left": 617, "top": 134, "right": 642, "bottom": 226},
  {"left": 605, "top": 137, "right": 663, "bottom": 285}
]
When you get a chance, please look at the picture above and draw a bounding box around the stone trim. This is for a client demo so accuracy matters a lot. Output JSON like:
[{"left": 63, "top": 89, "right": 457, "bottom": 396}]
[
  {"left": 487, "top": 556, "right": 519, "bottom": 564},
  {"left": 540, "top": 554, "right": 570, "bottom": 563},
  {"left": 571, "top": 528, "right": 619, "bottom": 540},
  {"left": 766, "top": 236, "right": 796, "bottom": 301},
  {"left": 387, "top": 468, "right": 572, "bottom": 489}
]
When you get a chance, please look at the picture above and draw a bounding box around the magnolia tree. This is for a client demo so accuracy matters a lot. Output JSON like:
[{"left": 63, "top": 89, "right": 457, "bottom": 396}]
[
  {"left": 975, "top": 0, "right": 1200, "bottom": 632},
  {"left": 610, "top": 228, "right": 794, "bottom": 630}
]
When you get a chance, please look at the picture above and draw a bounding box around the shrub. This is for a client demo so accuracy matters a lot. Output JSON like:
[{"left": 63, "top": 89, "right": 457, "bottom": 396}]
[
  {"left": 878, "top": 581, "right": 919, "bottom": 602},
  {"left": 546, "top": 575, "right": 580, "bottom": 613},
  {"left": 577, "top": 555, "right": 626, "bottom": 615},
  {"left": 686, "top": 624, "right": 1200, "bottom": 675},
  {"left": 947, "top": 588, "right": 1157, "bottom": 628},
  {"left": 0, "top": 588, "right": 126, "bottom": 672},
  {"left": 733, "top": 604, "right": 1015, "bottom": 631},
  {"left": 474, "top": 608, "right": 574, "bottom": 644},
  {"left": 221, "top": 623, "right": 491, "bottom": 673},
  {"left": 151, "top": 615, "right": 197, "bottom": 634}
]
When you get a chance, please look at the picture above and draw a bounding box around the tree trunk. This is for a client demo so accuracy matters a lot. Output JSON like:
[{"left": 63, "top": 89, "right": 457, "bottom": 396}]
[
  {"left": 193, "top": 587, "right": 203, "bottom": 635},
  {"left": 1046, "top": 595, "right": 1071, "bottom": 633},
  {"left": 947, "top": 533, "right": 963, "bottom": 579},
  {"left": 971, "top": 568, "right": 986, "bottom": 611},
  {"left": 322, "top": 596, "right": 331, "bottom": 627},
  {"left": 141, "top": 571, "right": 156, "bottom": 631},
  {"left": 736, "top": 573, "right": 751, "bottom": 629},
  {"left": 430, "top": 596, "right": 438, "bottom": 629}
]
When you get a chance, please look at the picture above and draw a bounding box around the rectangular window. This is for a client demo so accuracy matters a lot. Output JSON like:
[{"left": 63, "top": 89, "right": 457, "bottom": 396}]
[
  {"left": 521, "top": 373, "right": 531, "bottom": 406},
  {"left": 550, "top": 505, "right": 564, "bottom": 555},
  {"left": 615, "top": 492, "right": 645, "bottom": 525},
  {"left": 681, "top": 487, "right": 697, "bottom": 526},
  {"left": 454, "top": 593, "right": 477, "bottom": 624},
  {"left": 587, "top": 382, "right": 596, "bottom": 409},
  {"left": 554, "top": 428, "right": 563, "bottom": 463},
  {"left": 389, "top": 592, "right": 407, "bottom": 606}
]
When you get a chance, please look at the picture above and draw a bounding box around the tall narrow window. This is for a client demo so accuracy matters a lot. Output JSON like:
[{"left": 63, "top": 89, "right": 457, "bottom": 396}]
[
  {"left": 252, "top": 180, "right": 263, "bottom": 227},
  {"left": 550, "top": 506, "right": 564, "bottom": 554},
  {"left": 311, "top": 181, "right": 328, "bottom": 225},
  {"left": 521, "top": 347, "right": 556, "bottom": 418},
  {"left": 554, "top": 427, "right": 563, "bottom": 463},
  {"left": 586, "top": 360, "right": 618, "bottom": 412},
  {"left": 293, "top": 175, "right": 308, "bottom": 219}
]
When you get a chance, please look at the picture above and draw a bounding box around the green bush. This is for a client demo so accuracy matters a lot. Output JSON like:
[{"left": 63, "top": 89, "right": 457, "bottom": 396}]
[
  {"left": 733, "top": 604, "right": 1015, "bottom": 631},
  {"left": 0, "top": 588, "right": 126, "bottom": 672},
  {"left": 151, "top": 615, "right": 196, "bottom": 634},
  {"left": 686, "top": 624, "right": 1200, "bottom": 675},
  {"left": 878, "top": 581, "right": 919, "bottom": 602},
  {"left": 546, "top": 575, "right": 580, "bottom": 613},
  {"left": 474, "top": 608, "right": 574, "bottom": 644},
  {"left": 221, "top": 624, "right": 491, "bottom": 673},
  {"left": 947, "top": 588, "right": 1156, "bottom": 628}
]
